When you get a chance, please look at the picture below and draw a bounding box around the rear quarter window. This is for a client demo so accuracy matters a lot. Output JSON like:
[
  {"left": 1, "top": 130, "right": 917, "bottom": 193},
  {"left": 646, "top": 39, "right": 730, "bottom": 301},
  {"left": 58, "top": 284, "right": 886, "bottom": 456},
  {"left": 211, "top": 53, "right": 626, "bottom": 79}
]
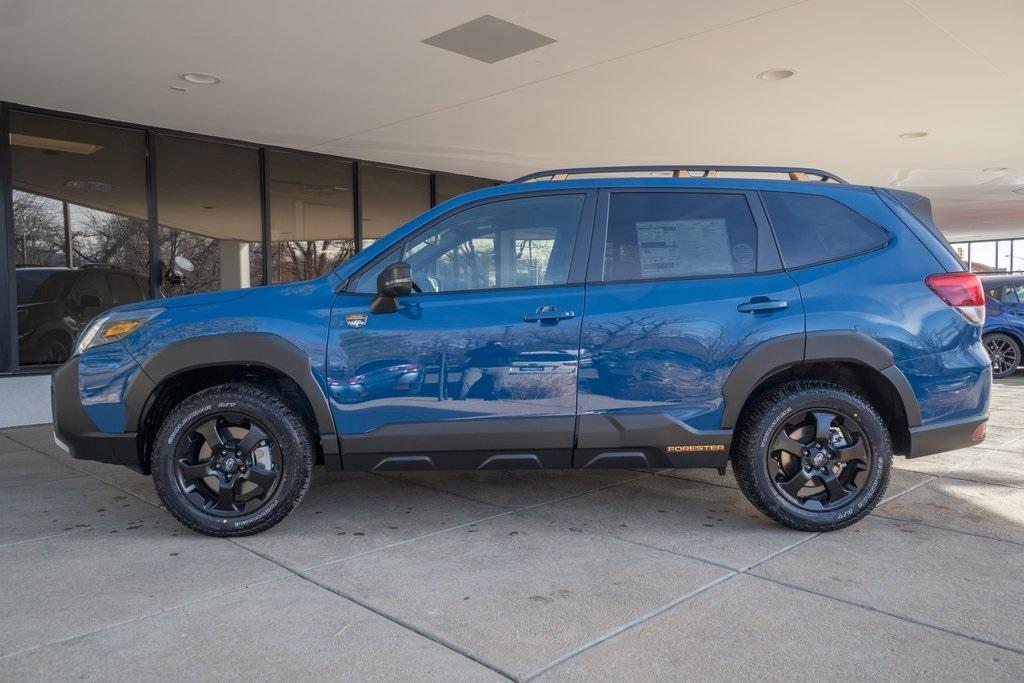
[{"left": 761, "top": 192, "right": 889, "bottom": 269}]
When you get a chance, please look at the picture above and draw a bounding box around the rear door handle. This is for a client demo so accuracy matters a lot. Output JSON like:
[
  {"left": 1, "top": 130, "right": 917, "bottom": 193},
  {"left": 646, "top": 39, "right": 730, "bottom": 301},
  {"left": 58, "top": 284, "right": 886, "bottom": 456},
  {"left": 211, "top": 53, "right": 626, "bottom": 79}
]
[
  {"left": 737, "top": 298, "right": 788, "bottom": 313},
  {"left": 523, "top": 306, "right": 575, "bottom": 323}
]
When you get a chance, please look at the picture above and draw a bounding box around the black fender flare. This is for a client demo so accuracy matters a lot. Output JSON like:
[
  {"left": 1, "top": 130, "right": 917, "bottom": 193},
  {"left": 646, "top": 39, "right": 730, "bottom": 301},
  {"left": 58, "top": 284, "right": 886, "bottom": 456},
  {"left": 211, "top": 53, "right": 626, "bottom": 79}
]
[
  {"left": 124, "top": 332, "right": 339, "bottom": 462},
  {"left": 720, "top": 331, "right": 922, "bottom": 429}
]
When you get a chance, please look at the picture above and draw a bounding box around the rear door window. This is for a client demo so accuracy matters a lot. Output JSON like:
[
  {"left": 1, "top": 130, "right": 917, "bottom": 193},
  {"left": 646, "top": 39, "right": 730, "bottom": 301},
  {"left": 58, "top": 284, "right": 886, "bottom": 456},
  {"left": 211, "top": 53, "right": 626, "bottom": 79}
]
[
  {"left": 761, "top": 192, "right": 889, "bottom": 269},
  {"left": 601, "top": 192, "right": 758, "bottom": 281}
]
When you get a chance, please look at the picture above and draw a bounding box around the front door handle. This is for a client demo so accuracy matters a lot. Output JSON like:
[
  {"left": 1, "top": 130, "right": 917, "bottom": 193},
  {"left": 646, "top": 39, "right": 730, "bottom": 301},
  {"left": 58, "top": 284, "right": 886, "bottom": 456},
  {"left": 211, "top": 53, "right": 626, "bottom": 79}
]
[
  {"left": 737, "top": 298, "right": 788, "bottom": 313},
  {"left": 523, "top": 306, "right": 575, "bottom": 323}
]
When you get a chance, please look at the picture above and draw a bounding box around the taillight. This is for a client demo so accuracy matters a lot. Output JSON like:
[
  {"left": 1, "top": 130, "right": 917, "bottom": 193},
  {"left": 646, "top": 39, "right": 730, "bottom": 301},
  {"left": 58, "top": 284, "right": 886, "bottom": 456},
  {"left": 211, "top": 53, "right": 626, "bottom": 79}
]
[{"left": 925, "top": 272, "right": 985, "bottom": 325}]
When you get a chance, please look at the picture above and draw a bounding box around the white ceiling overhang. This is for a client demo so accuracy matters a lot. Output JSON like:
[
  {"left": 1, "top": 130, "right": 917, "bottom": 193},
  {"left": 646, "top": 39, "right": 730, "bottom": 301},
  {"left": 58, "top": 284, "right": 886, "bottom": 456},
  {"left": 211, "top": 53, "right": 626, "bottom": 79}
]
[{"left": 1, "top": 0, "right": 1022, "bottom": 240}]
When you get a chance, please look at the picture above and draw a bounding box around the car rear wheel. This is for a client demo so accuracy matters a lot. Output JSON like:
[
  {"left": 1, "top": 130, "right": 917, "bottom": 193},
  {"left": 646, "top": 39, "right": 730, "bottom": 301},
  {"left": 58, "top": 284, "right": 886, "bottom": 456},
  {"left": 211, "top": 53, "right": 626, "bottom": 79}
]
[
  {"left": 732, "top": 381, "right": 891, "bottom": 532},
  {"left": 984, "top": 332, "right": 1021, "bottom": 379},
  {"left": 151, "top": 383, "right": 315, "bottom": 536}
]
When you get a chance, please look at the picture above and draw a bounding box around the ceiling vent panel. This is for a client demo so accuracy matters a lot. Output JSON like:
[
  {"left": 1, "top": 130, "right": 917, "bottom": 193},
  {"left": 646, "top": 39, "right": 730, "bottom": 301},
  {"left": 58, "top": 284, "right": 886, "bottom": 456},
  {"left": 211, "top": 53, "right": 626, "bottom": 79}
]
[{"left": 422, "top": 15, "right": 555, "bottom": 64}]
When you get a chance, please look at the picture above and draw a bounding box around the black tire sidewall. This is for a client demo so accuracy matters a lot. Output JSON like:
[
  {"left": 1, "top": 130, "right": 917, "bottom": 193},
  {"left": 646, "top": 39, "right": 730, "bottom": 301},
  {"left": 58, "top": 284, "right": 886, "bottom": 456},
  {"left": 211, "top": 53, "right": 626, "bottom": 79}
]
[
  {"left": 152, "top": 386, "right": 312, "bottom": 535},
  {"left": 746, "top": 386, "right": 891, "bottom": 529}
]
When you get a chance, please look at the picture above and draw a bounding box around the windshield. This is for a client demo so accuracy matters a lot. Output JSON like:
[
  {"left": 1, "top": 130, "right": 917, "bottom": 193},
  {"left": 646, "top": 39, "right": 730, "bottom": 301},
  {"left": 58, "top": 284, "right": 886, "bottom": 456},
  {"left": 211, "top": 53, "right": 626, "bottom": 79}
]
[{"left": 16, "top": 270, "right": 72, "bottom": 305}]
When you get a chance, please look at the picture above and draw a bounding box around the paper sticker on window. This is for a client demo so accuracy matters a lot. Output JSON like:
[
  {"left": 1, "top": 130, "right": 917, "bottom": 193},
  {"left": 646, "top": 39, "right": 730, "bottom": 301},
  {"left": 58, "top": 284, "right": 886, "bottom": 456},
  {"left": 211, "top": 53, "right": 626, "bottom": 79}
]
[{"left": 636, "top": 219, "right": 732, "bottom": 277}]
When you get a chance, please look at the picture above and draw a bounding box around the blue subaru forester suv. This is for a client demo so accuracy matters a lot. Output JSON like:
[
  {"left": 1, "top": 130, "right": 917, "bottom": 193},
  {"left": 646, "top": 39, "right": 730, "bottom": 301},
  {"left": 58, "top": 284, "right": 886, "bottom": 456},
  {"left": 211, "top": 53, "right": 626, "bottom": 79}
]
[{"left": 51, "top": 166, "right": 991, "bottom": 536}]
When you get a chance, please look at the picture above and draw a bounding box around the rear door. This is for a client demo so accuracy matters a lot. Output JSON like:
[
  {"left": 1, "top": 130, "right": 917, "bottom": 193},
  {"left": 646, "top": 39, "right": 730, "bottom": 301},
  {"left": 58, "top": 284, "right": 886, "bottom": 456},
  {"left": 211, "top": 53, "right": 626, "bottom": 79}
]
[{"left": 576, "top": 188, "right": 804, "bottom": 468}]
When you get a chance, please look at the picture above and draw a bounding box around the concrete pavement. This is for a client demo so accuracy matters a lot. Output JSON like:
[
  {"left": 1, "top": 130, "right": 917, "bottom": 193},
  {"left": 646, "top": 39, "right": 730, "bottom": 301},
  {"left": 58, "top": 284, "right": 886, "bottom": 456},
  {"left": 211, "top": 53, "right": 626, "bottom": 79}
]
[{"left": 1, "top": 377, "right": 1023, "bottom": 681}]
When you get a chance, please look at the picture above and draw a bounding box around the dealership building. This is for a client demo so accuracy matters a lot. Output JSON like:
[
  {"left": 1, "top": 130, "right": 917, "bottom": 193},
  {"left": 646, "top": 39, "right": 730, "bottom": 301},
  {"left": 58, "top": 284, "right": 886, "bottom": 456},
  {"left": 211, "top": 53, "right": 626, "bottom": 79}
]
[{"left": 1, "top": 1, "right": 1022, "bottom": 426}]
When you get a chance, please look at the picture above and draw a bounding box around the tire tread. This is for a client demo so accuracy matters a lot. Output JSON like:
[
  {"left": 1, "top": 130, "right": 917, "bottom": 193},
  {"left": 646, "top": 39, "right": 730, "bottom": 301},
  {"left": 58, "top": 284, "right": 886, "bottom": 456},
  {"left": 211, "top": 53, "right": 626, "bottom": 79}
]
[
  {"left": 151, "top": 383, "right": 315, "bottom": 537},
  {"left": 732, "top": 380, "right": 892, "bottom": 532}
]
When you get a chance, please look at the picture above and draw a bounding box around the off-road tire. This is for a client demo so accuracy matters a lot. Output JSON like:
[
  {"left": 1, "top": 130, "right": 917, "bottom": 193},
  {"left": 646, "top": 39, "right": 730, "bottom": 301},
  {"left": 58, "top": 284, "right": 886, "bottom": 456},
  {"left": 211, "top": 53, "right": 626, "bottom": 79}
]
[
  {"left": 732, "top": 381, "right": 892, "bottom": 532},
  {"left": 151, "top": 383, "right": 315, "bottom": 536}
]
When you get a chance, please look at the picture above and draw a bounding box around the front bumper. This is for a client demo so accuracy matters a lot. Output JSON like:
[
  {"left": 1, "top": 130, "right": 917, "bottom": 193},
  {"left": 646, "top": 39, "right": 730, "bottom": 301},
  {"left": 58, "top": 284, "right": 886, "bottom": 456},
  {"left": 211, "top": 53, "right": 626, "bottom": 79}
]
[
  {"left": 907, "top": 414, "right": 987, "bottom": 459},
  {"left": 51, "top": 357, "right": 140, "bottom": 469}
]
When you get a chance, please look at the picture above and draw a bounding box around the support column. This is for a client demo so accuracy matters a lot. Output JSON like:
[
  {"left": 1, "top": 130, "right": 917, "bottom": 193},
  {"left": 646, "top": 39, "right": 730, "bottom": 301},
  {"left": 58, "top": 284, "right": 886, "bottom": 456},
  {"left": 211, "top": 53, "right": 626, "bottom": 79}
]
[{"left": 219, "top": 239, "right": 250, "bottom": 290}]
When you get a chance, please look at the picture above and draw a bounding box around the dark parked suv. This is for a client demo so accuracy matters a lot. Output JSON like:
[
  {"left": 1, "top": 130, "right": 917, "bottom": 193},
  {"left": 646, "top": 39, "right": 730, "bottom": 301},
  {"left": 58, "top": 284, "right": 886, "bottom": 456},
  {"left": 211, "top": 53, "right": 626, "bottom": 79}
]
[
  {"left": 17, "top": 265, "right": 150, "bottom": 365},
  {"left": 51, "top": 166, "right": 991, "bottom": 537}
]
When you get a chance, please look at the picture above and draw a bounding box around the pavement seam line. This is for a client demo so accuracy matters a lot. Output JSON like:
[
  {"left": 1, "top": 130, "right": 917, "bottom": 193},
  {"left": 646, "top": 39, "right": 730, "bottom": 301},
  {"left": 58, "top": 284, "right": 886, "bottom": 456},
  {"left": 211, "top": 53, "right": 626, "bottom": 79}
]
[
  {"left": 941, "top": 472, "right": 1023, "bottom": 490},
  {"left": 876, "top": 472, "right": 938, "bottom": 506},
  {"left": 870, "top": 512, "right": 1024, "bottom": 549},
  {"left": 520, "top": 572, "right": 738, "bottom": 681},
  {"left": 2, "top": 433, "right": 162, "bottom": 510},
  {"left": 525, "top": 527, "right": 832, "bottom": 679},
  {"left": 522, "top": 465, "right": 959, "bottom": 677},
  {"left": 648, "top": 469, "right": 739, "bottom": 490},
  {"left": 752, "top": 573, "right": 1024, "bottom": 657},
  {"left": 298, "top": 473, "right": 656, "bottom": 573},
  {"left": 226, "top": 538, "right": 516, "bottom": 681},
  {"left": 0, "top": 574, "right": 290, "bottom": 662}
]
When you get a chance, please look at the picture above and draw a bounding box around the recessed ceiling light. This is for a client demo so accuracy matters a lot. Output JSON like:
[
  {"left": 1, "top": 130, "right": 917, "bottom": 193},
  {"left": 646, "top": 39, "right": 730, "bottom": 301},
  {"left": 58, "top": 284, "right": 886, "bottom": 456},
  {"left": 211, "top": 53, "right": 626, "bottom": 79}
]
[
  {"left": 180, "top": 72, "right": 221, "bottom": 85},
  {"left": 757, "top": 69, "right": 796, "bottom": 81},
  {"left": 169, "top": 85, "right": 187, "bottom": 92},
  {"left": 898, "top": 131, "right": 928, "bottom": 139},
  {"left": 983, "top": 167, "right": 1008, "bottom": 172}
]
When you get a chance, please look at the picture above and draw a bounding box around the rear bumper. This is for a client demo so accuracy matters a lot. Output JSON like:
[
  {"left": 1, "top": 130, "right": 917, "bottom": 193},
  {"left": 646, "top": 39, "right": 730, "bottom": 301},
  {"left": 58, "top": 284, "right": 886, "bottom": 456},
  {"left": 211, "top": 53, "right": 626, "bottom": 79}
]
[
  {"left": 51, "top": 357, "right": 140, "bottom": 469},
  {"left": 907, "top": 415, "right": 987, "bottom": 459}
]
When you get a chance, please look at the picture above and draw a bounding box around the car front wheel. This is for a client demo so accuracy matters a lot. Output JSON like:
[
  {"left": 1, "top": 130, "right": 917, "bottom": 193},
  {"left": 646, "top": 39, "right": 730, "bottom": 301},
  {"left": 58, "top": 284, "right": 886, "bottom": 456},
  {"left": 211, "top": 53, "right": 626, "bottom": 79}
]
[
  {"left": 151, "top": 383, "right": 315, "bottom": 536},
  {"left": 732, "top": 381, "right": 892, "bottom": 532}
]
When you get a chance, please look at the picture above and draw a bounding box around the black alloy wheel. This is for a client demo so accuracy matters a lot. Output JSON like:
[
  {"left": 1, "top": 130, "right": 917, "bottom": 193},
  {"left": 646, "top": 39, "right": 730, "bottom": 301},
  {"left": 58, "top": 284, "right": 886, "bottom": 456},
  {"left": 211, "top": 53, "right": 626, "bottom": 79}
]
[
  {"left": 151, "top": 383, "right": 315, "bottom": 536},
  {"left": 173, "top": 413, "right": 282, "bottom": 516},
  {"left": 985, "top": 333, "right": 1021, "bottom": 378},
  {"left": 732, "top": 381, "right": 891, "bottom": 532},
  {"left": 766, "top": 409, "right": 871, "bottom": 511}
]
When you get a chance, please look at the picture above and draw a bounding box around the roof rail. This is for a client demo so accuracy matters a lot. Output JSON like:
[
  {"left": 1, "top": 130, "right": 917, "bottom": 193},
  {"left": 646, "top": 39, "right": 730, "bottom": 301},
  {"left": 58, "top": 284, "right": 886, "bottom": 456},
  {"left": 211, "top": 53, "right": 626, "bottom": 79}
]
[{"left": 509, "top": 165, "right": 847, "bottom": 184}]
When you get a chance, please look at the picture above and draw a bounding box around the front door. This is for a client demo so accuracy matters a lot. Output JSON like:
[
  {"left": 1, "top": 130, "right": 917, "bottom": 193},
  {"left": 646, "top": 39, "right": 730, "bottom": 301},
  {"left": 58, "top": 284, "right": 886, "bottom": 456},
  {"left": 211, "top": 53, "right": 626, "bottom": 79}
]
[{"left": 327, "top": 191, "right": 595, "bottom": 470}]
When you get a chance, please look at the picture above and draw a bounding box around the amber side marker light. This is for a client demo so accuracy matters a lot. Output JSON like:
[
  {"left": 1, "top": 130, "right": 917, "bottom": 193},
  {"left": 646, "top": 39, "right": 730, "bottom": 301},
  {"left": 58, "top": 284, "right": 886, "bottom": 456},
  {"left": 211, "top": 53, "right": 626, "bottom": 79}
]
[{"left": 102, "top": 319, "right": 147, "bottom": 340}]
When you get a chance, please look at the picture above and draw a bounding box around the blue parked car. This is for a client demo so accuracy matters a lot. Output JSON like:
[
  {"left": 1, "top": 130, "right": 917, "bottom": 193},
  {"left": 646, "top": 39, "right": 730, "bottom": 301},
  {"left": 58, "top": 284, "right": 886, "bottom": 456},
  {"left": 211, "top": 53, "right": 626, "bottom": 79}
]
[
  {"left": 51, "top": 166, "right": 991, "bottom": 537},
  {"left": 980, "top": 273, "right": 1024, "bottom": 378}
]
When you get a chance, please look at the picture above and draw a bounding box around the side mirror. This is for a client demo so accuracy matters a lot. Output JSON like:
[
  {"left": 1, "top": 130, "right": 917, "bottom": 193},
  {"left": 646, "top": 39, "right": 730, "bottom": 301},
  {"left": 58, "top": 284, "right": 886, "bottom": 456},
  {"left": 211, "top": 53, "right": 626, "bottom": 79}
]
[{"left": 371, "top": 261, "right": 414, "bottom": 314}]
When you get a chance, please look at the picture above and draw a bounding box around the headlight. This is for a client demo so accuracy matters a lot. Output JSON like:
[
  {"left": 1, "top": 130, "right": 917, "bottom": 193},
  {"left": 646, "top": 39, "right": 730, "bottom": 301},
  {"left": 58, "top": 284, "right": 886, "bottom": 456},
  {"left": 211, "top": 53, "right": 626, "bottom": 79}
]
[{"left": 75, "top": 308, "right": 163, "bottom": 356}]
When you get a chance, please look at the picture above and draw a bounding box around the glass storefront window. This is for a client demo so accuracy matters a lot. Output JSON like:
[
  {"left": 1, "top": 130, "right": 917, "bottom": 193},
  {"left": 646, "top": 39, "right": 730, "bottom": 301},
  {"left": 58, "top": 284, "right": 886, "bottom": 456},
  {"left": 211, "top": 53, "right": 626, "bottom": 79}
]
[
  {"left": 969, "top": 241, "right": 996, "bottom": 272},
  {"left": 267, "top": 151, "right": 355, "bottom": 283},
  {"left": 435, "top": 172, "right": 496, "bottom": 204},
  {"left": 1014, "top": 240, "right": 1024, "bottom": 272},
  {"left": 11, "top": 190, "right": 65, "bottom": 266},
  {"left": 10, "top": 111, "right": 149, "bottom": 366},
  {"left": 950, "top": 242, "right": 968, "bottom": 268},
  {"left": 156, "top": 135, "right": 262, "bottom": 296},
  {"left": 360, "top": 164, "right": 430, "bottom": 247},
  {"left": 997, "top": 240, "right": 1013, "bottom": 271}
]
